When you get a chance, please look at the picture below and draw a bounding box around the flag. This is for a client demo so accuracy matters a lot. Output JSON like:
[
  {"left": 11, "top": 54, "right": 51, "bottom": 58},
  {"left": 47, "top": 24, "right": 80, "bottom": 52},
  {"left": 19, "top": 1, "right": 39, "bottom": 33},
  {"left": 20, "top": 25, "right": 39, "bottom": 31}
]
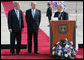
[
  {"left": 48, "top": 1, "right": 66, "bottom": 10},
  {"left": 50, "top": 1, "right": 56, "bottom": 10}
]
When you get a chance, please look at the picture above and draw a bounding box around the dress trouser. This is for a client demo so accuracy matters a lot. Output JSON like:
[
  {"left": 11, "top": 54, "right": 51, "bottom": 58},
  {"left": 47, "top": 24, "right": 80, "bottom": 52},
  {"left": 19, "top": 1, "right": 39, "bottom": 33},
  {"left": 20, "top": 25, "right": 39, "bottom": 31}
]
[
  {"left": 48, "top": 16, "right": 51, "bottom": 22},
  {"left": 28, "top": 28, "right": 38, "bottom": 53},
  {"left": 10, "top": 30, "right": 21, "bottom": 53}
]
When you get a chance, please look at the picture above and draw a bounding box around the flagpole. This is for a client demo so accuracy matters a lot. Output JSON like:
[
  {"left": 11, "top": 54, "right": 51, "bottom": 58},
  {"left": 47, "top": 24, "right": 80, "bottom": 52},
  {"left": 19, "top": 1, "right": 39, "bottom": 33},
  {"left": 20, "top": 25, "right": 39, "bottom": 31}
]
[
  {"left": 75, "top": 1, "right": 78, "bottom": 49},
  {"left": 76, "top": 1, "right": 77, "bottom": 28}
]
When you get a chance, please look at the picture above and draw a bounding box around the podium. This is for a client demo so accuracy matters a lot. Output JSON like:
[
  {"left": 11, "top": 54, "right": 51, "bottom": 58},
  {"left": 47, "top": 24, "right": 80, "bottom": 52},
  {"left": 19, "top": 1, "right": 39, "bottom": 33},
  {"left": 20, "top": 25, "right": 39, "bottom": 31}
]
[{"left": 50, "top": 20, "right": 76, "bottom": 55}]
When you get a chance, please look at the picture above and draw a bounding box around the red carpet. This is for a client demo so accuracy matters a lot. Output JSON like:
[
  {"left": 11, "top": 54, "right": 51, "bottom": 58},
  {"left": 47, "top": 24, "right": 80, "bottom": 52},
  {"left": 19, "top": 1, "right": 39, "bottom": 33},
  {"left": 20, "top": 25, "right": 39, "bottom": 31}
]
[
  {"left": 1, "top": 48, "right": 83, "bottom": 59},
  {"left": 1, "top": 1, "right": 83, "bottom": 59},
  {"left": 76, "top": 48, "right": 83, "bottom": 59},
  {"left": 1, "top": 54, "right": 55, "bottom": 59}
]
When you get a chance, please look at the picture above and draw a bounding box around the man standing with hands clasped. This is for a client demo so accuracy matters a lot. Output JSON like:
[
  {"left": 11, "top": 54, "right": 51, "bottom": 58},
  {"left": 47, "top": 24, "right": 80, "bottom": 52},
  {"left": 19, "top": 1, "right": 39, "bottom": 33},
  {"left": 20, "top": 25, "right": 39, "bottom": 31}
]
[
  {"left": 46, "top": 2, "right": 52, "bottom": 26},
  {"left": 26, "top": 1, "right": 41, "bottom": 54},
  {"left": 8, "top": 2, "right": 24, "bottom": 55}
]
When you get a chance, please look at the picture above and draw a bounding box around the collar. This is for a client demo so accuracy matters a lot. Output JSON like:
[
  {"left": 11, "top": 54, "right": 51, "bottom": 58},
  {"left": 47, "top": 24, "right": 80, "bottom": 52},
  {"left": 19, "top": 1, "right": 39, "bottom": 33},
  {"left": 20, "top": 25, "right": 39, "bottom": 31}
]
[
  {"left": 14, "top": 8, "right": 19, "bottom": 12},
  {"left": 60, "top": 10, "right": 63, "bottom": 13},
  {"left": 31, "top": 8, "right": 36, "bottom": 11}
]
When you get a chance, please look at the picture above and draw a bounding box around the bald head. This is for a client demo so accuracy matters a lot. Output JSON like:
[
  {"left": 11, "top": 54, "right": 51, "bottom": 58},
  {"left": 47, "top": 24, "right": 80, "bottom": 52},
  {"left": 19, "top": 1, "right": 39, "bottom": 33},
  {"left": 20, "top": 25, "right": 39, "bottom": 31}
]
[
  {"left": 14, "top": 2, "right": 20, "bottom": 10},
  {"left": 31, "top": 1, "right": 36, "bottom": 9},
  {"left": 57, "top": 4, "right": 63, "bottom": 12},
  {"left": 31, "top": 1, "right": 36, "bottom": 5}
]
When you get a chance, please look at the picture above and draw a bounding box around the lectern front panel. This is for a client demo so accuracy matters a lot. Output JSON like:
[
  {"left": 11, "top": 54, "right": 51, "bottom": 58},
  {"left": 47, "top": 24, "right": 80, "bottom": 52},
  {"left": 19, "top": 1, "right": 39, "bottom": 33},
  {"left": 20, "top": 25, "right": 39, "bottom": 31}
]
[{"left": 50, "top": 21, "right": 76, "bottom": 47}]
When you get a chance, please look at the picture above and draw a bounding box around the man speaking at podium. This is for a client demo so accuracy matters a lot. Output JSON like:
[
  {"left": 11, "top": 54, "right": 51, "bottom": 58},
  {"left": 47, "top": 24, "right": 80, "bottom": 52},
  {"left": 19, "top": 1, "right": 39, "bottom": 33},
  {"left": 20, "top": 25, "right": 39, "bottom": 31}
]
[
  {"left": 26, "top": 1, "right": 41, "bottom": 54},
  {"left": 54, "top": 4, "right": 69, "bottom": 20}
]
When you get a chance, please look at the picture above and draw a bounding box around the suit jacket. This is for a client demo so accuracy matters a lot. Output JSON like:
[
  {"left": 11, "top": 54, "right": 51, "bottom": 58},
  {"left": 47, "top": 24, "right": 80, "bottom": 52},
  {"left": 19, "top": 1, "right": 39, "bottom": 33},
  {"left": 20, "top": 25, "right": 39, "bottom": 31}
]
[
  {"left": 46, "top": 7, "right": 52, "bottom": 17},
  {"left": 26, "top": 9, "right": 41, "bottom": 32},
  {"left": 54, "top": 11, "right": 69, "bottom": 20},
  {"left": 8, "top": 9, "right": 24, "bottom": 32}
]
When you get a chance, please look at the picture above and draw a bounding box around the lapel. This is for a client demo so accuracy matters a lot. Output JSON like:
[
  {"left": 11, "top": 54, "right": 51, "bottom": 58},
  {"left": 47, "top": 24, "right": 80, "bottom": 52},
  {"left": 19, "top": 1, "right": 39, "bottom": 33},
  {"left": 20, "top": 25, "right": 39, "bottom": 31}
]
[
  {"left": 13, "top": 9, "right": 17, "bottom": 17},
  {"left": 61, "top": 11, "right": 64, "bottom": 19},
  {"left": 13, "top": 9, "right": 19, "bottom": 20},
  {"left": 19, "top": 10, "right": 21, "bottom": 19},
  {"left": 30, "top": 9, "right": 33, "bottom": 19},
  {"left": 13, "top": 9, "right": 21, "bottom": 21}
]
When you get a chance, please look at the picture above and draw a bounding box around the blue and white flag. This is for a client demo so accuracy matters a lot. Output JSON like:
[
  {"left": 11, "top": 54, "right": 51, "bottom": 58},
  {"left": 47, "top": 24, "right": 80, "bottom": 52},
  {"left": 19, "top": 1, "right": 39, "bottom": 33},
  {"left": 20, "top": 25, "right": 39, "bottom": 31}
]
[{"left": 48, "top": 1, "right": 66, "bottom": 10}]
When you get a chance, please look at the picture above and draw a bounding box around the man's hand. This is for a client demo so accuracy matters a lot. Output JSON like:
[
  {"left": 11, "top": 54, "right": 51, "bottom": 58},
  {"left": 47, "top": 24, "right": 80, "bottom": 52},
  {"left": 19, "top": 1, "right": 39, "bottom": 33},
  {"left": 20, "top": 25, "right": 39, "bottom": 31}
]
[{"left": 9, "top": 29, "right": 12, "bottom": 32}]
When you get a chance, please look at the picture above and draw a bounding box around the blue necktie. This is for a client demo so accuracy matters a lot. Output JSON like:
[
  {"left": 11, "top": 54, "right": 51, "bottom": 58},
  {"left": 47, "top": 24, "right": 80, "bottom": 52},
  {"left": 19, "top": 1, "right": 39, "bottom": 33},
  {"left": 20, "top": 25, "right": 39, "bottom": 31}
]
[
  {"left": 16, "top": 10, "right": 19, "bottom": 20},
  {"left": 32, "top": 10, "right": 35, "bottom": 18}
]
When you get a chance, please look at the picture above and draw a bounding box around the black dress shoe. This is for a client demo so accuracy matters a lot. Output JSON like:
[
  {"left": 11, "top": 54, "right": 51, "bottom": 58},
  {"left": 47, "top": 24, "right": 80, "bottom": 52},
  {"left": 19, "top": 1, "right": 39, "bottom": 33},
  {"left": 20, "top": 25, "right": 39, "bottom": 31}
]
[
  {"left": 16, "top": 52, "right": 20, "bottom": 55},
  {"left": 27, "top": 51, "right": 31, "bottom": 54},
  {"left": 11, "top": 53, "right": 15, "bottom": 55},
  {"left": 35, "top": 51, "right": 39, "bottom": 54}
]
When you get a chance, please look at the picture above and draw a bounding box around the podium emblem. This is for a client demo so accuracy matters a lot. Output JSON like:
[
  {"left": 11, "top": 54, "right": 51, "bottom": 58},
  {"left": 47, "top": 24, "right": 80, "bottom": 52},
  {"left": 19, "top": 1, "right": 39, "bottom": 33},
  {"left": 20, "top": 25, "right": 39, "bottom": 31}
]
[{"left": 59, "top": 24, "right": 68, "bottom": 34}]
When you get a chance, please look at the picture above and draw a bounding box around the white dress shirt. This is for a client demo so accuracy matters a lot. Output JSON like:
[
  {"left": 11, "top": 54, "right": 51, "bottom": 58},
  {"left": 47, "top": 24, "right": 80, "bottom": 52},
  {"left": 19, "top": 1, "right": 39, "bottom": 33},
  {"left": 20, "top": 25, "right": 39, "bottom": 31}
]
[{"left": 31, "top": 9, "right": 36, "bottom": 18}]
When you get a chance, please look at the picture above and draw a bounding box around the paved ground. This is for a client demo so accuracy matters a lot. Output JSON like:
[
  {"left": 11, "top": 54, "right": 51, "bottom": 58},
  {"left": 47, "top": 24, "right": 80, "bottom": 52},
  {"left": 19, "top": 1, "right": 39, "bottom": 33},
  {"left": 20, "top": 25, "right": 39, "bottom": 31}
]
[{"left": 1, "top": 1, "right": 83, "bottom": 49}]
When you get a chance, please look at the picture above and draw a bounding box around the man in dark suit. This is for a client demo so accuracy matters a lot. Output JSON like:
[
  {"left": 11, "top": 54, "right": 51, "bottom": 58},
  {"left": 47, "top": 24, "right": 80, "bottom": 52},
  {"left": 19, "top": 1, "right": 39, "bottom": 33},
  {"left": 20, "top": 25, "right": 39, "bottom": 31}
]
[
  {"left": 46, "top": 3, "right": 52, "bottom": 23},
  {"left": 8, "top": 2, "right": 24, "bottom": 55},
  {"left": 25, "top": 1, "right": 41, "bottom": 54},
  {"left": 54, "top": 4, "right": 69, "bottom": 20}
]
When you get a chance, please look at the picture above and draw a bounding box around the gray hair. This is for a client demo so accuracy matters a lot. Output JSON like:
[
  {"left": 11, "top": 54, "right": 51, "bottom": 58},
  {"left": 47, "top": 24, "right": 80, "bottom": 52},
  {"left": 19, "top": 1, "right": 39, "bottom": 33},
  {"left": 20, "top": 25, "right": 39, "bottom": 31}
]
[{"left": 14, "top": 2, "right": 19, "bottom": 7}]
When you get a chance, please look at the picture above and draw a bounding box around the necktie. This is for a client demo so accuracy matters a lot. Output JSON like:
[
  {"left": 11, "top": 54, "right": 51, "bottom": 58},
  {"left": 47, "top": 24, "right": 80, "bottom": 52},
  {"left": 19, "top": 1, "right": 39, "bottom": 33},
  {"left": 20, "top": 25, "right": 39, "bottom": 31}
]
[
  {"left": 16, "top": 10, "right": 19, "bottom": 20},
  {"left": 32, "top": 10, "right": 35, "bottom": 18}
]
